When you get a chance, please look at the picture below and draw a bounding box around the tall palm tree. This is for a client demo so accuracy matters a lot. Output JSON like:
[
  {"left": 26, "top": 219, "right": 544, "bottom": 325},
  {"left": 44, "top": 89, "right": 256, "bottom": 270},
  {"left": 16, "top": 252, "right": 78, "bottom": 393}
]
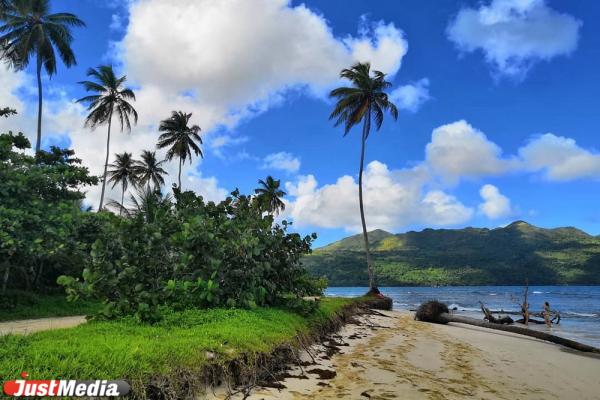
[
  {"left": 76, "top": 65, "right": 138, "bottom": 211},
  {"left": 134, "top": 150, "right": 168, "bottom": 190},
  {"left": 255, "top": 176, "right": 286, "bottom": 215},
  {"left": 157, "top": 111, "right": 202, "bottom": 189},
  {"left": 107, "top": 152, "right": 137, "bottom": 215},
  {"left": 329, "top": 62, "right": 398, "bottom": 290},
  {"left": 0, "top": 0, "right": 85, "bottom": 152}
]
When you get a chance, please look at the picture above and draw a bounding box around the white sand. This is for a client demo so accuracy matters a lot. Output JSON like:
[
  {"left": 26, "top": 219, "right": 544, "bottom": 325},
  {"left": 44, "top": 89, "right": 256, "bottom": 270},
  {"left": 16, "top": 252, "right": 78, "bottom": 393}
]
[{"left": 212, "top": 311, "right": 600, "bottom": 400}]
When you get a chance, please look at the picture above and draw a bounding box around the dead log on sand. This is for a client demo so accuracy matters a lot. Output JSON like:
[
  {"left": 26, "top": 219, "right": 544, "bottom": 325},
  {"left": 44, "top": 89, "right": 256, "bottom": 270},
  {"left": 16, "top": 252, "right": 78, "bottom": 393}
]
[
  {"left": 415, "top": 301, "right": 600, "bottom": 354},
  {"left": 479, "top": 302, "right": 513, "bottom": 324}
]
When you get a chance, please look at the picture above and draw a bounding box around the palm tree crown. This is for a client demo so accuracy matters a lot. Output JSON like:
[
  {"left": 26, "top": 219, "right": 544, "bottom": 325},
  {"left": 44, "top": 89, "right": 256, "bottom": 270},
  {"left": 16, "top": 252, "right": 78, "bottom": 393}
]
[
  {"left": 0, "top": 0, "right": 85, "bottom": 152},
  {"left": 134, "top": 150, "right": 168, "bottom": 190},
  {"left": 329, "top": 62, "right": 398, "bottom": 290},
  {"left": 255, "top": 176, "right": 286, "bottom": 215},
  {"left": 157, "top": 111, "right": 202, "bottom": 190},
  {"left": 77, "top": 65, "right": 137, "bottom": 211},
  {"left": 107, "top": 152, "right": 137, "bottom": 213}
]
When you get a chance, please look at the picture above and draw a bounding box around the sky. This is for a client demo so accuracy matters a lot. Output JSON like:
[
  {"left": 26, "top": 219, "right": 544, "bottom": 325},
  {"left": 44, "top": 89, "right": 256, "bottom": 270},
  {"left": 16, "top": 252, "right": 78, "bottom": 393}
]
[{"left": 1, "top": 0, "right": 600, "bottom": 247}]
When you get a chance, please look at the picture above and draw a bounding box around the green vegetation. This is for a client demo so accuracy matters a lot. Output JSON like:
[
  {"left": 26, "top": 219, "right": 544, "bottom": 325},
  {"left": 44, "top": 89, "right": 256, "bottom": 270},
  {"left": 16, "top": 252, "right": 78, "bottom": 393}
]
[
  {"left": 0, "top": 298, "right": 353, "bottom": 396},
  {"left": 0, "top": 291, "right": 100, "bottom": 322},
  {"left": 304, "top": 222, "right": 600, "bottom": 286},
  {"left": 329, "top": 62, "right": 399, "bottom": 289}
]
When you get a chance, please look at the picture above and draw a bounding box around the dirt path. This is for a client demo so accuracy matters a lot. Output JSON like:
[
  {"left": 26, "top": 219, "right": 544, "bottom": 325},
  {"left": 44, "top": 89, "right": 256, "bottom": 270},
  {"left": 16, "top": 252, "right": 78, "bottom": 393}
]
[{"left": 0, "top": 316, "right": 86, "bottom": 336}]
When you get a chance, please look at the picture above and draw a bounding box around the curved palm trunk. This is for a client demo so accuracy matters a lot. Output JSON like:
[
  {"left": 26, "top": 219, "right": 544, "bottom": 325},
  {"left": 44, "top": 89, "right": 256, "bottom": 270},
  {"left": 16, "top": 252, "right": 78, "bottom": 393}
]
[
  {"left": 359, "top": 107, "right": 375, "bottom": 289},
  {"left": 178, "top": 157, "right": 182, "bottom": 189},
  {"left": 438, "top": 313, "right": 600, "bottom": 354},
  {"left": 35, "top": 54, "right": 43, "bottom": 154},
  {"left": 98, "top": 111, "right": 113, "bottom": 212}
]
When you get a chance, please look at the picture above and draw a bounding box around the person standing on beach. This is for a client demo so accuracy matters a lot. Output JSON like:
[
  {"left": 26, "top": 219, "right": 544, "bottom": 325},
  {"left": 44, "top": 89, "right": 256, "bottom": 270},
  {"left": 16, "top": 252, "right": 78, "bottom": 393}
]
[{"left": 543, "top": 302, "right": 552, "bottom": 327}]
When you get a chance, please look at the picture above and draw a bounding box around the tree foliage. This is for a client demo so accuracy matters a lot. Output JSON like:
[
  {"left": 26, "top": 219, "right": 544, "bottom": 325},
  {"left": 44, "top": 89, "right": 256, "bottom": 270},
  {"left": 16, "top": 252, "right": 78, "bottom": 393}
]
[
  {"left": 59, "top": 189, "right": 321, "bottom": 322},
  {"left": 0, "top": 131, "right": 101, "bottom": 295}
]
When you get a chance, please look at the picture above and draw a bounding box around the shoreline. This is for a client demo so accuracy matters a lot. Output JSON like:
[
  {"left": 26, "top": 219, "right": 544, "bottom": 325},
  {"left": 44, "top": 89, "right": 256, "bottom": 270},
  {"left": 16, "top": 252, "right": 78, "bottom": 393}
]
[{"left": 218, "top": 310, "right": 600, "bottom": 399}]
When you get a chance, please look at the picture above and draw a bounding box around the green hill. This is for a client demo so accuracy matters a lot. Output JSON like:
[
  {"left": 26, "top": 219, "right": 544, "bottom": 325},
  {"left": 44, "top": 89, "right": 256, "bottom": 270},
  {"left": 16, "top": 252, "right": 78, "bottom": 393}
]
[{"left": 304, "top": 221, "right": 600, "bottom": 286}]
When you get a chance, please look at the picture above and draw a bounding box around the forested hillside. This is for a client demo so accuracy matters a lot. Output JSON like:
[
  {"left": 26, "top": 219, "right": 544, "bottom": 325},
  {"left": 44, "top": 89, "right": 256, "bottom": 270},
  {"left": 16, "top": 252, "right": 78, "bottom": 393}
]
[{"left": 304, "top": 222, "right": 600, "bottom": 286}]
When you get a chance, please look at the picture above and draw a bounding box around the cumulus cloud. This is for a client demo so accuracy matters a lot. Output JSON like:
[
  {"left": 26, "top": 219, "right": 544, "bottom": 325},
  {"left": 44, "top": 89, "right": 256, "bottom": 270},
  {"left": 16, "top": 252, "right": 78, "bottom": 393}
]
[
  {"left": 389, "top": 78, "right": 431, "bottom": 112},
  {"left": 519, "top": 133, "right": 600, "bottom": 180},
  {"left": 425, "top": 120, "right": 514, "bottom": 183},
  {"left": 262, "top": 152, "right": 301, "bottom": 173},
  {"left": 478, "top": 184, "right": 513, "bottom": 219},
  {"left": 284, "top": 161, "right": 473, "bottom": 232},
  {"left": 447, "top": 0, "right": 581, "bottom": 78},
  {"left": 119, "top": 0, "right": 408, "bottom": 127}
]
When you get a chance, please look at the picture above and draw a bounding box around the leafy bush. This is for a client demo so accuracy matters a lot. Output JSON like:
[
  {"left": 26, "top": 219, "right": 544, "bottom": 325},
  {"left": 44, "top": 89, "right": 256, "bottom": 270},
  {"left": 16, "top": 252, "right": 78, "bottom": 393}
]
[
  {"left": 59, "top": 189, "right": 322, "bottom": 322},
  {"left": 0, "top": 132, "right": 102, "bottom": 295}
]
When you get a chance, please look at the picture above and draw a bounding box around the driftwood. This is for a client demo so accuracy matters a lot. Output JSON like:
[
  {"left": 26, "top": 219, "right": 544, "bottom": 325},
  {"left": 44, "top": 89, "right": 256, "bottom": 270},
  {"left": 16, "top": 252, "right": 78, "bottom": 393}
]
[
  {"left": 480, "top": 302, "right": 513, "bottom": 324},
  {"left": 415, "top": 301, "right": 600, "bottom": 354}
]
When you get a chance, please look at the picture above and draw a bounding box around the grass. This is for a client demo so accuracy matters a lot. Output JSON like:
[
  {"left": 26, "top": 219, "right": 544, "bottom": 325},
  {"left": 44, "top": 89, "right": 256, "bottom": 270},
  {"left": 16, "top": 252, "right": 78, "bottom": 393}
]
[
  {"left": 0, "top": 297, "right": 354, "bottom": 394},
  {"left": 0, "top": 291, "right": 101, "bottom": 322}
]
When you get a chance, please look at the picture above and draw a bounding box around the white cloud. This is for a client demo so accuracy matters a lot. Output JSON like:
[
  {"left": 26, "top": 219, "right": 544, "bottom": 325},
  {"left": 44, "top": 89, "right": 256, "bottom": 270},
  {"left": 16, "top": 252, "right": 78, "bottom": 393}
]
[
  {"left": 478, "top": 184, "right": 512, "bottom": 219},
  {"left": 262, "top": 152, "right": 301, "bottom": 173},
  {"left": 425, "top": 120, "right": 513, "bottom": 183},
  {"left": 519, "top": 133, "right": 600, "bottom": 180},
  {"left": 284, "top": 161, "right": 473, "bottom": 232},
  {"left": 389, "top": 78, "right": 431, "bottom": 112},
  {"left": 447, "top": 0, "right": 581, "bottom": 78},
  {"left": 119, "top": 0, "right": 408, "bottom": 128}
]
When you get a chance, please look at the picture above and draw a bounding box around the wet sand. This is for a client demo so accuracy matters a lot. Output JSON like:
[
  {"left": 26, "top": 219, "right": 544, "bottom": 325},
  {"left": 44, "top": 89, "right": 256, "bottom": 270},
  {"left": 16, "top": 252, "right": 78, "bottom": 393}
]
[{"left": 214, "top": 311, "right": 600, "bottom": 400}]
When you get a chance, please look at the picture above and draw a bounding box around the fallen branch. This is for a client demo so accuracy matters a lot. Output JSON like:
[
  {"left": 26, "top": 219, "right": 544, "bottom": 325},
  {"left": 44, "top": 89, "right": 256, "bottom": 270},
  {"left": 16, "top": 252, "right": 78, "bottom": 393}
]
[{"left": 415, "top": 301, "right": 600, "bottom": 354}]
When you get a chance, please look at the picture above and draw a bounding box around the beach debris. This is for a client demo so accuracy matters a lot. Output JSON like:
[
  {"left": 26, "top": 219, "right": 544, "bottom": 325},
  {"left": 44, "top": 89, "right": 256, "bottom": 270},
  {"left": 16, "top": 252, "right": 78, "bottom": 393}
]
[
  {"left": 479, "top": 302, "right": 514, "bottom": 324},
  {"left": 306, "top": 368, "right": 337, "bottom": 380},
  {"left": 414, "top": 300, "right": 600, "bottom": 354}
]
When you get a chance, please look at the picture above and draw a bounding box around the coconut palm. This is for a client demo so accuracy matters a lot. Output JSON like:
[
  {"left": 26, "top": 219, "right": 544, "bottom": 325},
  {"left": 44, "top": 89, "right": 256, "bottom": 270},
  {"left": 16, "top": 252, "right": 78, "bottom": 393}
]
[
  {"left": 134, "top": 150, "right": 168, "bottom": 190},
  {"left": 106, "top": 187, "right": 173, "bottom": 224},
  {"left": 329, "top": 62, "right": 398, "bottom": 290},
  {"left": 255, "top": 176, "right": 286, "bottom": 215},
  {"left": 0, "top": 0, "right": 85, "bottom": 152},
  {"left": 157, "top": 111, "right": 202, "bottom": 189},
  {"left": 107, "top": 152, "right": 137, "bottom": 215},
  {"left": 76, "top": 65, "right": 138, "bottom": 211}
]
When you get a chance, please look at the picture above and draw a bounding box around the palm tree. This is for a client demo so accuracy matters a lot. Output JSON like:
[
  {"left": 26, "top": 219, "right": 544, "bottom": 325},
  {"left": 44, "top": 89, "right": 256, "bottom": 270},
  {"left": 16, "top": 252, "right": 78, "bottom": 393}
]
[
  {"left": 107, "top": 152, "right": 137, "bottom": 215},
  {"left": 106, "top": 187, "right": 173, "bottom": 224},
  {"left": 0, "top": 0, "right": 85, "bottom": 152},
  {"left": 329, "top": 62, "right": 398, "bottom": 290},
  {"left": 157, "top": 111, "right": 202, "bottom": 190},
  {"left": 134, "top": 150, "right": 168, "bottom": 190},
  {"left": 76, "top": 65, "right": 138, "bottom": 211},
  {"left": 255, "top": 176, "right": 286, "bottom": 215}
]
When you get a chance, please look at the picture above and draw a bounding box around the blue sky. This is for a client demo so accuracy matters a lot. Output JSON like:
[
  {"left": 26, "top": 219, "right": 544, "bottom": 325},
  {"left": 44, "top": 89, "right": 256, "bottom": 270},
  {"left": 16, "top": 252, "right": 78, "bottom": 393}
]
[{"left": 2, "top": 0, "right": 600, "bottom": 246}]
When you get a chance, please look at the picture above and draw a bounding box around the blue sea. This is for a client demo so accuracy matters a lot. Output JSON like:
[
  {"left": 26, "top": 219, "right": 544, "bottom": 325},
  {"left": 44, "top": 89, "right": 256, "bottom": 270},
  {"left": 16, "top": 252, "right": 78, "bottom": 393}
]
[{"left": 326, "top": 286, "right": 600, "bottom": 348}]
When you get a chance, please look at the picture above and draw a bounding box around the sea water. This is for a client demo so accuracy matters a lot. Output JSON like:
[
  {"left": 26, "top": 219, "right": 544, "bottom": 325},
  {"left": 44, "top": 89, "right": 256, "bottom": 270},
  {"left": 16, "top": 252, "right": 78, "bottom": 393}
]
[{"left": 326, "top": 286, "right": 600, "bottom": 348}]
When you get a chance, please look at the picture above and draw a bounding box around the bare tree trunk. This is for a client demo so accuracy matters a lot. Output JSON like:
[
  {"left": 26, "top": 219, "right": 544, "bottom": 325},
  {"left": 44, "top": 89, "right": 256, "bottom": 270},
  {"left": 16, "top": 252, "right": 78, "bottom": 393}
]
[
  {"left": 178, "top": 157, "right": 182, "bottom": 189},
  {"left": 120, "top": 185, "right": 125, "bottom": 216},
  {"left": 439, "top": 313, "right": 600, "bottom": 354},
  {"left": 359, "top": 106, "right": 375, "bottom": 289},
  {"left": 35, "top": 54, "right": 43, "bottom": 153},
  {"left": 98, "top": 111, "right": 113, "bottom": 212},
  {"left": 1, "top": 263, "right": 10, "bottom": 295}
]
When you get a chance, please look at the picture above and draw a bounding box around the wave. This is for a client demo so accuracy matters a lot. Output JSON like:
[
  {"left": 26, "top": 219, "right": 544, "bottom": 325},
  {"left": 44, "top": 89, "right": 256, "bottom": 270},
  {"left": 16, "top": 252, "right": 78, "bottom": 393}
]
[
  {"left": 532, "top": 291, "right": 544, "bottom": 294},
  {"left": 564, "top": 312, "right": 599, "bottom": 318}
]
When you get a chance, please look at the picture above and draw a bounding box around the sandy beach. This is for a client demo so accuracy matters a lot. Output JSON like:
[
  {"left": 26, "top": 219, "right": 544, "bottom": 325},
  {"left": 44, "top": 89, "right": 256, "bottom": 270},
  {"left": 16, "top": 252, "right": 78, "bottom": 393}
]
[{"left": 215, "top": 310, "right": 600, "bottom": 400}]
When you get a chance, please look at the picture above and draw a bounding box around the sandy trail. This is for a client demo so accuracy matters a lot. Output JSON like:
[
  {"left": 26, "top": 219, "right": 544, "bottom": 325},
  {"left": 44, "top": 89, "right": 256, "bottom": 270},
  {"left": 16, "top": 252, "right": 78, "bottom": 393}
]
[
  {"left": 214, "top": 311, "right": 600, "bottom": 400},
  {"left": 0, "top": 316, "right": 86, "bottom": 336}
]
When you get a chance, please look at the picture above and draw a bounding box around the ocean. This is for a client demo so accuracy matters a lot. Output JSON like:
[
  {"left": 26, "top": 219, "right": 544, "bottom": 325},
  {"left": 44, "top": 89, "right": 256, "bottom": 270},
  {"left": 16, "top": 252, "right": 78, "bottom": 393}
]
[{"left": 325, "top": 286, "right": 600, "bottom": 348}]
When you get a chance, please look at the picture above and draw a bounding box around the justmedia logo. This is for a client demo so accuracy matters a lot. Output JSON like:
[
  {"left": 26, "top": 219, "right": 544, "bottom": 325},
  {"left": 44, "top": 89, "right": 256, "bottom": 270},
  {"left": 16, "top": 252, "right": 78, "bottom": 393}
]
[{"left": 3, "top": 372, "right": 131, "bottom": 397}]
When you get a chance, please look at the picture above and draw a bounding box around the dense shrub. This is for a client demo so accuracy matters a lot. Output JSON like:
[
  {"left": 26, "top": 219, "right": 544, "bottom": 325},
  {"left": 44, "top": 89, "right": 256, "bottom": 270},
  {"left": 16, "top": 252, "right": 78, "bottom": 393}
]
[
  {"left": 59, "top": 189, "right": 323, "bottom": 322},
  {"left": 0, "top": 132, "right": 102, "bottom": 295}
]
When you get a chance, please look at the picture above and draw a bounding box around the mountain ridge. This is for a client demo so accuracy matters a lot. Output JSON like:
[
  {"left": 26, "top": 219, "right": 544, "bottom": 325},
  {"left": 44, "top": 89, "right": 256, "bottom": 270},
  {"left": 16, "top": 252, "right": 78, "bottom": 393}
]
[{"left": 305, "top": 221, "right": 600, "bottom": 286}]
